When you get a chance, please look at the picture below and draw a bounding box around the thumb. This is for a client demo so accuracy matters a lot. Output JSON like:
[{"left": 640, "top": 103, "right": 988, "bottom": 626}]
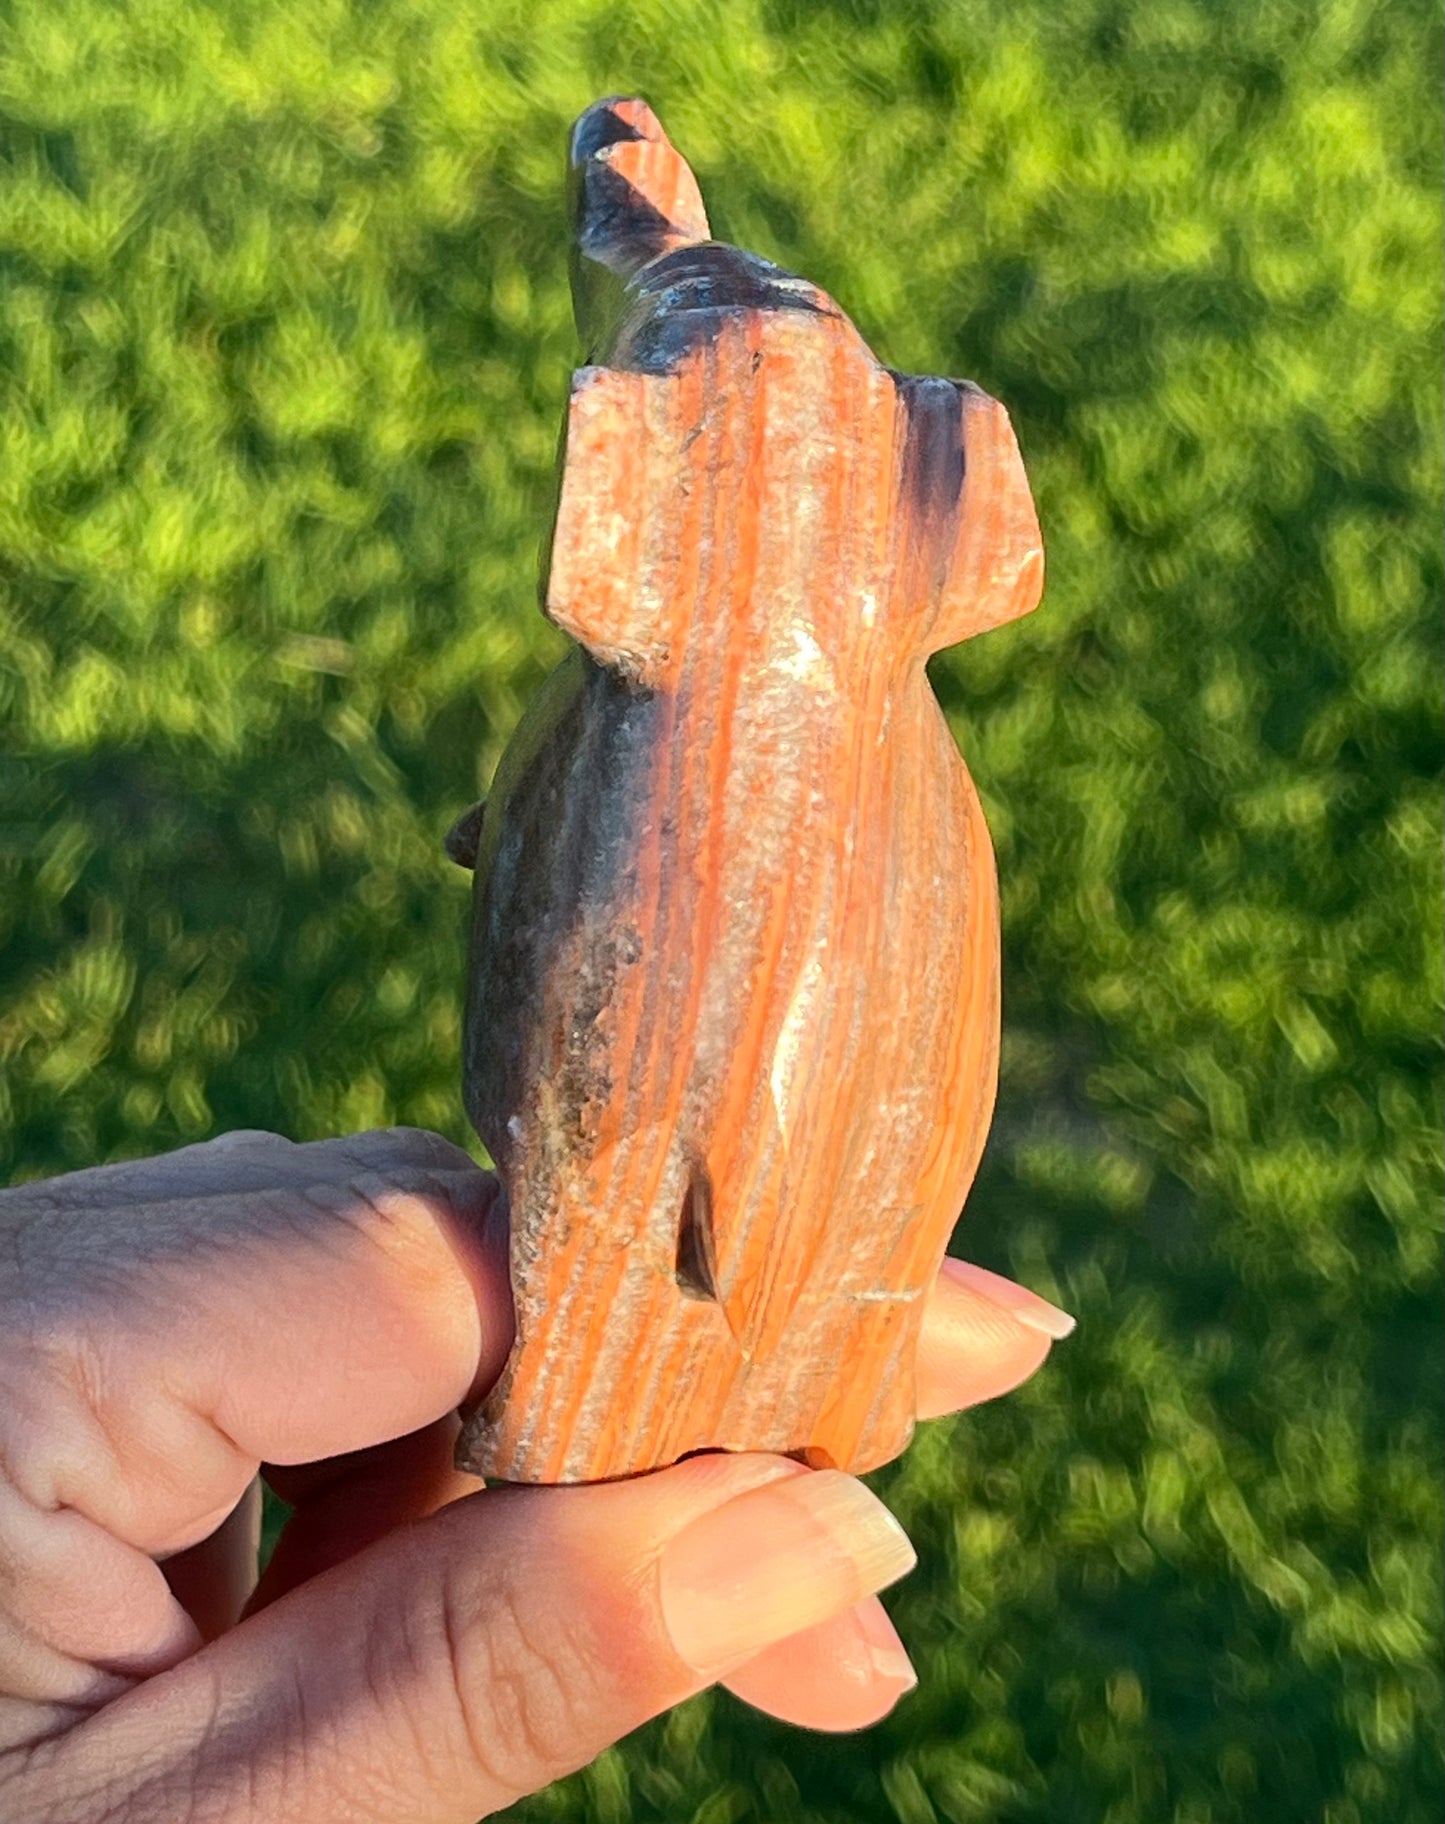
[{"left": 34, "top": 1455, "right": 914, "bottom": 1823}]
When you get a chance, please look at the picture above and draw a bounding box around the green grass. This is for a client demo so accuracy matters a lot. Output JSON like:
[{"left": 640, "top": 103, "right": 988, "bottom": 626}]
[{"left": 2, "top": 2, "right": 1441, "bottom": 1820}]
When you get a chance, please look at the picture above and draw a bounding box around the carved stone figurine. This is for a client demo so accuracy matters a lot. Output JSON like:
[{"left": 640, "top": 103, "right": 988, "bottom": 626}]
[{"left": 448, "top": 96, "right": 1043, "bottom": 1484}]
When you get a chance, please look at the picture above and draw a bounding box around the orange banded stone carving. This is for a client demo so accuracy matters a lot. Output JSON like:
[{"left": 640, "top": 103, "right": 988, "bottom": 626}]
[{"left": 452, "top": 96, "right": 1043, "bottom": 1484}]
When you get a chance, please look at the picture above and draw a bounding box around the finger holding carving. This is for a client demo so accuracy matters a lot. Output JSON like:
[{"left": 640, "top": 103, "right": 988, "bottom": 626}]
[
  {"left": 0, "top": 1131, "right": 510, "bottom": 1732},
  {"left": 915, "top": 1255, "right": 1074, "bottom": 1420},
  {"left": 721, "top": 1595, "right": 916, "bottom": 1731},
  {"left": 720, "top": 1257, "right": 1073, "bottom": 1731},
  {"left": 233, "top": 1254, "right": 1072, "bottom": 1628},
  {"left": 19, "top": 1456, "right": 915, "bottom": 1823}
]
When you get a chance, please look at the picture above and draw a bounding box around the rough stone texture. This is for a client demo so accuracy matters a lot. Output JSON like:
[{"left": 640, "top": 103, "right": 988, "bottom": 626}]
[{"left": 454, "top": 96, "right": 1043, "bottom": 1484}]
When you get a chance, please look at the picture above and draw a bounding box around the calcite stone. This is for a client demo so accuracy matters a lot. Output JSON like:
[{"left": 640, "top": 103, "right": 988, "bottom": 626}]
[{"left": 453, "top": 96, "right": 1043, "bottom": 1483}]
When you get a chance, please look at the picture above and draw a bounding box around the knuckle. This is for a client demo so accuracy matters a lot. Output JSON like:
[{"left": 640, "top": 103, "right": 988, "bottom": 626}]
[
  {"left": 388, "top": 1126, "right": 475, "bottom": 1167},
  {"left": 433, "top": 1164, "right": 505, "bottom": 1235},
  {"left": 353, "top": 1127, "right": 475, "bottom": 1173},
  {"left": 206, "top": 1129, "right": 286, "bottom": 1150},
  {"left": 437, "top": 1567, "right": 600, "bottom": 1800},
  {"left": 1, "top": 1744, "right": 76, "bottom": 1824}
]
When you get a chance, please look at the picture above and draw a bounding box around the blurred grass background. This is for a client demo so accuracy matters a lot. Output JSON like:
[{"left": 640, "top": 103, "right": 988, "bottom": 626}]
[{"left": 1, "top": 1, "right": 1441, "bottom": 1819}]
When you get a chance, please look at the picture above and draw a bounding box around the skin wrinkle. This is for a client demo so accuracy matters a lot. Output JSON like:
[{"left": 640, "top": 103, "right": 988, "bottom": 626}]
[
  {"left": 146, "top": 1390, "right": 255, "bottom": 1545},
  {"left": 13, "top": 1656, "right": 227, "bottom": 1824},
  {"left": 0, "top": 1486, "right": 201, "bottom": 1688},
  {"left": 0, "top": 1691, "right": 111, "bottom": 1756},
  {"left": 0, "top": 1576, "right": 136, "bottom": 1716},
  {"left": 435, "top": 1565, "right": 520, "bottom": 1801},
  {"left": 65, "top": 1331, "right": 142, "bottom": 1514},
  {"left": 378, "top": 1574, "right": 470, "bottom": 1806},
  {"left": 14, "top": 1717, "right": 74, "bottom": 1802},
  {"left": 26, "top": 1319, "right": 251, "bottom": 1555},
  {"left": 193, "top": 1172, "right": 498, "bottom": 1470},
  {"left": 443, "top": 1551, "right": 590, "bottom": 1804},
  {"left": 286, "top": 1168, "right": 502, "bottom": 1384},
  {"left": 0, "top": 1131, "right": 1067, "bottom": 1819},
  {"left": 2, "top": 1331, "right": 125, "bottom": 1520},
  {"left": 330, "top": 1130, "right": 477, "bottom": 1183},
  {"left": 317, "top": 1173, "right": 474, "bottom": 1314},
  {"left": 277, "top": 1654, "right": 312, "bottom": 1824},
  {"left": 312, "top": 1189, "right": 462, "bottom": 1383}
]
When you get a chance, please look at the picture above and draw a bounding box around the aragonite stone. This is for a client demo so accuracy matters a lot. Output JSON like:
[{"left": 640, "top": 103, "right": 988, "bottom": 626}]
[{"left": 453, "top": 95, "right": 1043, "bottom": 1484}]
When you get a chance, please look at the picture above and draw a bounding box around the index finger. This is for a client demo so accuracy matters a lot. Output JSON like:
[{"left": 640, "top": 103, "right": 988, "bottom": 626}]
[{"left": 3, "top": 1130, "right": 513, "bottom": 1559}]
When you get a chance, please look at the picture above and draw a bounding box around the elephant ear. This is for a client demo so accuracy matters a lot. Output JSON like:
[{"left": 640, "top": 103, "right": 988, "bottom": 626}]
[
  {"left": 891, "top": 375, "right": 1044, "bottom": 656},
  {"left": 541, "top": 364, "right": 682, "bottom": 683},
  {"left": 542, "top": 98, "right": 712, "bottom": 682}
]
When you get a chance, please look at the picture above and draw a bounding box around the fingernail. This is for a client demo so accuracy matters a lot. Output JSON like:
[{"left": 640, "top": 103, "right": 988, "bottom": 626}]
[
  {"left": 854, "top": 1600, "right": 918, "bottom": 1695},
  {"left": 940, "top": 1257, "right": 1076, "bottom": 1339},
  {"left": 659, "top": 1470, "right": 917, "bottom": 1676}
]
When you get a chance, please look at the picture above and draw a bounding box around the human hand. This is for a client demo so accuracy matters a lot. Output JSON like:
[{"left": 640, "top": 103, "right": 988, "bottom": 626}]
[{"left": 0, "top": 1128, "right": 1072, "bottom": 1822}]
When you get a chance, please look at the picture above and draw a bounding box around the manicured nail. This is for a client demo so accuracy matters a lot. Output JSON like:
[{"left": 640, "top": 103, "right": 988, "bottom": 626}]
[
  {"left": 659, "top": 1470, "right": 917, "bottom": 1676},
  {"left": 940, "top": 1257, "right": 1076, "bottom": 1339}
]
